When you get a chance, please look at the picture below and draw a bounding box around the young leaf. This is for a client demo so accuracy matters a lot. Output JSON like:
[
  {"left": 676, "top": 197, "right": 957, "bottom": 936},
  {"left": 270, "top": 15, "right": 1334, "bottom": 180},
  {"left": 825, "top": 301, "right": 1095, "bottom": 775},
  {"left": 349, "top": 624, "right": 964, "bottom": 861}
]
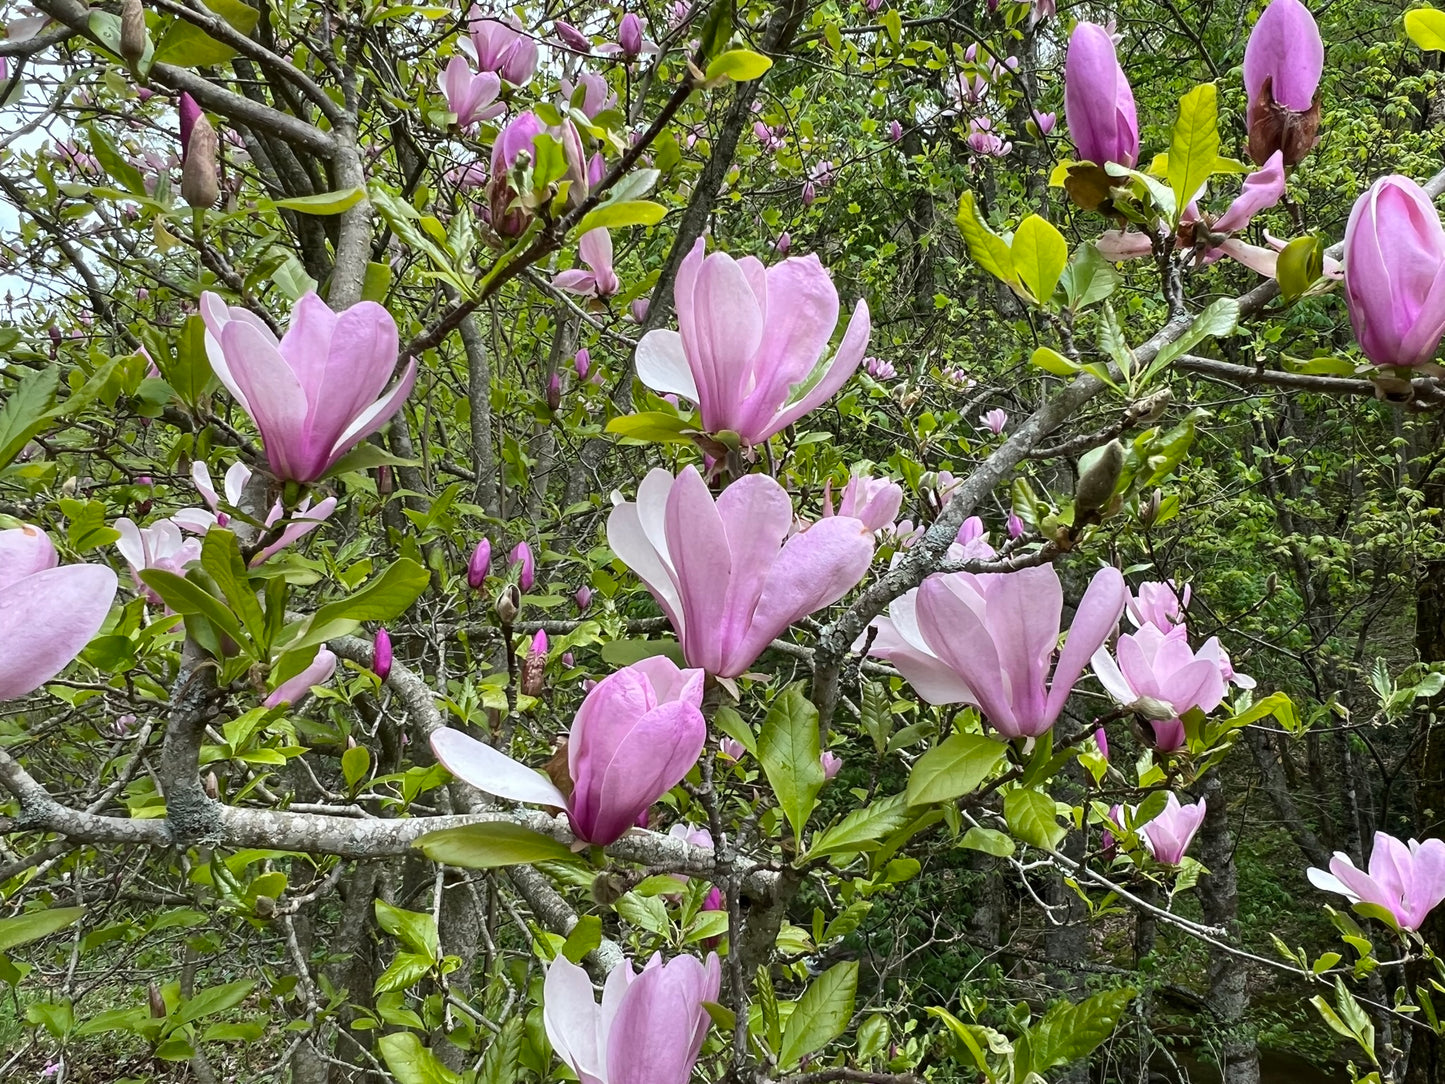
[
  {"left": 1004, "top": 788, "right": 1066, "bottom": 850},
  {"left": 757, "top": 682, "right": 825, "bottom": 847},
  {"left": 414, "top": 823, "right": 582, "bottom": 869},
  {"left": 1166, "top": 83, "right": 1219, "bottom": 222},
  {"left": 1010, "top": 216, "right": 1069, "bottom": 305},
  {"left": 956, "top": 192, "right": 1020, "bottom": 295},
  {"left": 906, "top": 733, "right": 1008, "bottom": 806}
]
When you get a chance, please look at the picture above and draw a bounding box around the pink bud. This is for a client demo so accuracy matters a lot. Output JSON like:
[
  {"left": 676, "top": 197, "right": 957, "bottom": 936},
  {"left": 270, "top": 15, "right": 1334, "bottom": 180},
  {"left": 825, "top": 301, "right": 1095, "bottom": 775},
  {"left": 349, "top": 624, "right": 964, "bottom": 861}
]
[
  {"left": 547, "top": 371, "right": 562, "bottom": 411},
  {"left": 888, "top": 119, "right": 903, "bottom": 142},
  {"left": 575, "top": 585, "right": 593, "bottom": 611},
  {"left": 529, "top": 629, "right": 549, "bottom": 657},
  {"left": 554, "top": 19, "right": 591, "bottom": 51},
  {"left": 629, "top": 297, "right": 650, "bottom": 323},
  {"left": 467, "top": 539, "right": 491, "bottom": 589},
  {"left": 618, "top": 12, "right": 644, "bottom": 56},
  {"left": 802, "top": 180, "right": 816, "bottom": 205},
  {"left": 510, "top": 541, "right": 535, "bottom": 591},
  {"left": 561, "top": 652, "right": 575, "bottom": 667},
  {"left": 1094, "top": 726, "right": 1109, "bottom": 761},
  {"left": 821, "top": 751, "right": 842, "bottom": 780},
  {"left": 774, "top": 232, "right": 791, "bottom": 254},
  {"left": 1007, "top": 512, "right": 1025, "bottom": 539},
  {"left": 574, "top": 347, "right": 591, "bottom": 380},
  {"left": 719, "top": 738, "right": 745, "bottom": 762},
  {"left": 374, "top": 627, "right": 393, "bottom": 680}
]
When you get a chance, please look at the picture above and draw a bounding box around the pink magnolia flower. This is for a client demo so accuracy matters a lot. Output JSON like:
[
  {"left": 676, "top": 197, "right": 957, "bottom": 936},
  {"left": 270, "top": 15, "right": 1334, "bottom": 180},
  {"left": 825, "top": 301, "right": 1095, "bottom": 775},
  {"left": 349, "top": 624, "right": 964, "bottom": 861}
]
[
  {"left": 1343, "top": 175, "right": 1445, "bottom": 369},
  {"left": 553, "top": 228, "right": 621, "bottom": 298},
  {"left": 888, "top": 119, "right": 904, "bottom": 142},
  {"left": 115, "top": 517, "right": 202, "bottom": 605},
  {"left": 599, "top": 12, "right": 658, "bottom": 59},
  {"left": 509, "top": 541, "right": 535, "bottom": 591},
  {"left": 861, "top": 518, "right": 997, "bottom": 704},
  {"left": 607, "top": 467, "right": 876, "bottom": 677},
  {"left": 821, "top": 751, "right": 842, "bottom": 780},
  {"left": 753, "top": 121, "right": 786, "bottom": 151},
  {"left": 966, "top": 118, "right": 1011, "bottom": 158},
  {"left": 1089, "top": 625, "right": 1231, "bottom": 751},
  {"left": 575, "top": 585, "right": 593, "bottom": 611},
  {"left": 264, "top": 647, "right": 337, "bottom": 708},
  {"left": 1030, "top": 110, "right": 1056, "bottom": 135},
  {"left": 634, "top": 239, "right": 871, "bottom": 446},
  {"left": 719, "top": 738, "right": 745, "bottom": 761},
  {"left": 980, "top": 408, "right": 1007, "bottom": 434},
  {"left": 629, "top": 297, "right": 650, "bottom": 323},
  {"left": 822, "top": 471, "right": 904, "bottom": 533},
  {"left": 1138, "top": 792, "right": 1207, "bottom": 865},
  {"left": 1063, "top": 22, "right": 1138, "bottom": 168},
  {"left": 432, "top": 658, "right": 707, "bottom": 845},
  {"left": 543, "top": 951, "right": 720, "bottom": 1084},
  {"left": 562, "top": 71, "right": 617, "bottom": 119},
  {"left": 200, "top": 292, "right": 416, "bottom": 484},
  {"left": 489, "top": 110, "right": 547, "bottom": 236},
  {"left": 253, "top": 496, "right": 338, "bottom": 564},
  {"left": 1093, "top": 726, "right": 1110, "bottom": 761},
  {"left": 0, "top": 525, "right": 117, "bottom": 701},
  {"left": 773, "top": 232, "right": 791, "bottom": 255},
  {"left": 890, "top": 564, "right": 1128, "bottom": 738},
  {"left": 172, "top": 460, "right": 251, "bottom": 532},
  {"left": 1126, "top": 580, "right": 1190, "bottom": 632},
  {"left": 574, "top": 348, "right": 592, "bottom": 380},
  {"left": 438, "top": 56, "right": 504, "bottom": 128},
  {"left": 461, "top": 11, "right": 537, "bottom": 84},
  {"left": 1006, "top": 513, "right": 1025, "bottom": 539},
  {"left": 862, "top": 356, "right": 895, "bottom": 380},
  {"left": 373, "top": 627, "right": 393, "bottom": 680},
  {"left": 1243, "top": 0, "right": 1323, "bottom": 165},
  {"left": 467, "top": 539, "right": 491, "bottom": 589},
  {"left": 1308, "top": 832, "right": 1445, "bottom": 931}
]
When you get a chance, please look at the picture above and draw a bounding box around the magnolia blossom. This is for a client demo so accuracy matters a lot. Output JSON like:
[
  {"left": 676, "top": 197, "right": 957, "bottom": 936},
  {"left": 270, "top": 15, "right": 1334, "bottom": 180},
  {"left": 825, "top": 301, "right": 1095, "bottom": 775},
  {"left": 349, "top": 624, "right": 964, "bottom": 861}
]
[
  {"left": 438, "top": 56, "right": 504, "bottom": 128},
  {"left": 510, "top": 541, "right": 536, "bottom": 591},
  {"left": 980, "top": 408, "right": 1007, "bottom": 435},
  {"left": 264, "top": 647, "right": 337, "bottom": 708},
  {"left": 431, "top": 658, "right": 707, "bottom": 845},
  {"left": 862, "top": 356, "right": 895, "bottom": 380},
  {"left": 821, "top": 751, "right": 842, "bottom": 780},
  {"left": 598, "top": 12, "right": 658, "bottom": 58},
  {"left": 1242, "top": 0, "right": 1323, "bottom": 165},
  {"left": 461, "top": 11, "right": 538, "bottom": 84},
  {"left": 553, "top": 20, "right": 592, "bottom": 52},
  {"left": 201, "top": 292, "right": 416, "bottom": 484},
  {"left": 253, "top": 496, "right": 339, "bottom": 565},
  {"left": 1308, "top": 832, "right": 1445, "bottom": 931},
  {"left": 822, "top": 471, "right": 904, "bottom": 533},
  {"left": 563, "top": 72, "right": 617, "bottom": 119},
  {"left": 489, "top": 111, "right": 547, "bottom": 237},
  {"left": 373, "top": 628, "right": 393, "bottom": 681},
  {"left": 1031, "top": 110, "right": 1056, "bottom": 135},
  {"left": 1090, "top": 625, "right": 1231, "bottom": 751},
  {"left": 467, "top": 539, "right": 491, "bottom": 589},
  {"left": 543, "top": 951, "right": 720, "bottom": 1084},
  {"left": 635, "top": 239, "right": 870, "bottom": 446},
  {"left": 607, "top": 467, "right": 875, "bottom": 677},
  {"left": 1343, "top": 175, "right": 1445, "bottom": 368},
  {"left": 115, "top": 518, "right": 202, "bottom": 605},
  {"left": 553, "top": 229, "right": 621, "bottom": 298},
  {"left": 1063, "top": 22, "right": 1138, "bottom": 168},
  {"left": 861, "top": 518, "right": 995, "bottom": 704},
  {"left": 1127, "top": 580, "right": 1190, "bottom": 632},
  {"left": 966, "top": 118, "right": 1012, "bottom": 158},
  {"left": 896, "top": 564, "right": 1129, "bottom": 739},
  {"left": 0, "top": 525, "right": 118, "bottom": 701},
  {"left": 753, "top": 121, "right": 786, "bottom": 151},
  {"left": 1136, "top": 793, "right": 1207, "bottom": 865},
  {"left": 172, "top": 460, "right": 252, "bottom": 532}
]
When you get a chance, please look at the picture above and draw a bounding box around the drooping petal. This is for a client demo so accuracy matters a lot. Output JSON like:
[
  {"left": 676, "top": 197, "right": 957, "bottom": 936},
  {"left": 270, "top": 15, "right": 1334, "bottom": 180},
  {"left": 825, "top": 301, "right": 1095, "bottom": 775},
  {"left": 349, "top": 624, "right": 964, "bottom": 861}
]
[
  {"left": 430, "top": 727, "right": 569, "bottom": 808},
  {"left": 635, "top": 331, "right": 700, "bottom": 401},
  {"left": 1045, "top": 566, "right": 1128, "bottom": 724},
  {"left": 543, "top": 956, "right": 608, "bottom": 1084}
]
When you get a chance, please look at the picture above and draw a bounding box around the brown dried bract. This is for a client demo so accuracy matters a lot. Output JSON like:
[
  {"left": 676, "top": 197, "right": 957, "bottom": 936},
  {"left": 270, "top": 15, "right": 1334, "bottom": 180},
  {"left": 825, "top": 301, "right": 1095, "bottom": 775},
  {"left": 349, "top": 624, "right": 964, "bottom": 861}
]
[{"left": 1247, "top": 76, "right": 1321, "bottom": 168}]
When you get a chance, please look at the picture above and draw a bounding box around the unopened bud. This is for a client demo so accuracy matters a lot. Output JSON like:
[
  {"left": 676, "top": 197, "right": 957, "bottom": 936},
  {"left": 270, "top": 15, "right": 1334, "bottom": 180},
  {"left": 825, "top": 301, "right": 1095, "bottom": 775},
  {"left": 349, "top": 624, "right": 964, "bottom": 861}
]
[
  {"left": 119, "top": 0, "right": 146, "bottom": 65},
  {"left": 495, "top": 583, "right": 520, "bottom": 624},
  {"left": 373, "top": 627, "right": 392, "bottom": 681},
  {"left": 1139, "top": 488, "right": 1163, "bottom": 527},
  {"left": 253, "top": 894, "right": 276, "bottom": 918},
  {"left": 203, "top": 770, "right": 219, "bottom": 799},
  {"left": 509, "top": 541, "right": 535, "bottom": 592},
  {"left": 1074, "top": 440, "right": 1124, "bottom": 520},
  {"left": 467, "top": 538, "right": 491, "bottom": 590},
  {"left": 1133, "top": 695, "right": 1175, "bottom": 721},
  {"left": 148, "top": 983, "right": 166, "bottom": 1018},
  {"left": 181, "top": 113, "right": 220, "bottom": 208},
  {"left": 574, "top": 585, "right": 592, "bottom": 611},
  {"left": 546, "top": 371, "right": 562, "bottom": 412},
  {"left": 592, "top": 872, "right": 629, "bottom": 905}
]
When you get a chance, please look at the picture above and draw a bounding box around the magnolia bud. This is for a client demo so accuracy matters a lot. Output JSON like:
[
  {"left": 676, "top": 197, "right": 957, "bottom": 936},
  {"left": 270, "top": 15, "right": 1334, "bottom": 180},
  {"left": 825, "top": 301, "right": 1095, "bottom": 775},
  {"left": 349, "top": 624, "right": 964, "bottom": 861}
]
[
  {"left": 1139, "top": 488, "right": 1163, "bottom": 527},
  {"left": 495, "top": 583, "right": 520, "bottom": 624},
  {"left": 592, "top": 871, "right": 629, "bottom": 905},
  {"left": 148, "top": 983, "right": 166, "bottom": 1018},
  {"left": 373, "top": 627, "right": 392, "bottom": 681},
  {"left": 1074, "top": 440, "right": 1124, "bottom": 520},
  {"left": 203, "top": 770, "right": 219, "bottom": 799},
  {"left": 509, "top": 541, "right": 535, "bottom": 592},
  {"left": 467, "top": 539, "right": 491, "bottom": 589},
  {"left": 181, "top": 113, "right": 220, "bottom": 208},
  {"left": 546, "top": 371, "right": 562, "bottom": 412},
  {"left": 521, "top": 630, "right": 547, "bottom": 696},
  {"left": 119, "top": 0, "right": 146, "bottom": 65},
  {"left": 253, "top": 894, "right": 276, "bottom": 918}
]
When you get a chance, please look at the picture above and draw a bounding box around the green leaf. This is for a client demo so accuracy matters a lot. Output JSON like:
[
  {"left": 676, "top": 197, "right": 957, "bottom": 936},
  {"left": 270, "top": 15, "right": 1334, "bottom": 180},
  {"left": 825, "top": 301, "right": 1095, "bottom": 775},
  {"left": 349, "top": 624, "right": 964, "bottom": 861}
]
[
  {"left": 560, "top": 915, "right": 603, "bottom": 963},
  {"left": 270, "top": 186, "right": 367, "bottom": 215},
  {"left": 1028, "top": 988, "right": 1136, "bottom": 1071},
  {"left": 576, "top": 199, "right": 667, "bottom": 234},
  {"left": 342, "top": 745, "right": 371, "bottom": 790},
  {"left": 1166, "top": 83, "right": 1219, "bottom": 220},
  {"left": 756, "top": 682, "right": 825, "bottom": 847},
  {"left": 1406, "top": 7, "right": 1445, "bottom": 50},
  {"left": 906, "top": 733, "right": 1008, "bottom": 806},
  {"left": 956, "top": 192, "right": 1020, "bottom": 295},
  {"left": 152, "top": 0, "right": 261, "bottom": 67},
  {"left": 200, "top": 529, "right": 265, "bottom": 655},
  {"left": 88, "top": 123, "right": 147, "bottom": 197},
  {"left": 374, "top": 900, "right": 439, "bottom": 960},
  {"left": 1031, "top": 346, "right": 1080, "bottom": 377},
  {"left": 881, "top": 7, "right": 903, "bottom": 42},
  {"left": 376, "top": 1033, "right": 462, "bottom": 1084},
  {"left": 139, "top": 569, "right": 247, "bottom": 649},
  {"left": 201, "top": 1021, "right": 264, "bottom": 1042},
  {"left": 177, "top": 980, "right": 255, "bottom": 1024},
  {"left": 703, "top": 48, "right": 773, "bottom": 83},
  {"left": 1148, "top": 297, "right": 1239, "bottom": 375},
  {"left": 322, "top": 443, "right": 421, "bottom": 478},
  {"left": 959, "top": 826, "right": 1015, "bottom": 857},
  {"left": 1010, "top": 216, "right": 1068, "bottom": 305},
  {"left": 279, "top": 558, "right": 429, "bottom": 653},
  {"left": 1004, "top": 788, "right": 1066, "bottom": 850},
  {"left": 1276, "top": 235, "right": 1324, "bottom": 301},
  {"left": 414, "top": 822, "right": 582, "bottom": 869},
  {"left": 1059, "top": 242, "right": 1120, "bottom": 310},
  {"left": 777, "top": 960, "right": 858, "bottom": 1069},
  {"left": 0, "top": 365, "right": 60, "bottom": 470},
  {"left": 0, "top": 907, "right": 85, "bottom": 951},
  {"left": 805, "top": 793, "right": 912, "bottom": 860},
  {"left": 606, "top": 411, "right": 697, "bottom": 445},
  {"left": 478, "top": 1017, "right": 524, "bottom": 1084}
]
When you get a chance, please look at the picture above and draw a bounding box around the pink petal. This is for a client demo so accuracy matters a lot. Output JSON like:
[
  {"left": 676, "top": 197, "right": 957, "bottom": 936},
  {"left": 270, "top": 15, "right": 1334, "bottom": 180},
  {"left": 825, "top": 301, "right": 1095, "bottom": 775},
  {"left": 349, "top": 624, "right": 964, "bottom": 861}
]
[{"left": 0, "top": 565, "right": 117, "bottom": 701}]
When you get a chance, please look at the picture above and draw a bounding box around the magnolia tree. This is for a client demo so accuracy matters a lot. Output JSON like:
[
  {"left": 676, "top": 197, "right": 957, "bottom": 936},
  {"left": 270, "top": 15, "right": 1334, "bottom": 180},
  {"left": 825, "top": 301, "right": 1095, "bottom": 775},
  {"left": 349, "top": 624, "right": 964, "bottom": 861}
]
[{"left": 0, "top": 0, "right": 1444, "bottom": 1080}]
